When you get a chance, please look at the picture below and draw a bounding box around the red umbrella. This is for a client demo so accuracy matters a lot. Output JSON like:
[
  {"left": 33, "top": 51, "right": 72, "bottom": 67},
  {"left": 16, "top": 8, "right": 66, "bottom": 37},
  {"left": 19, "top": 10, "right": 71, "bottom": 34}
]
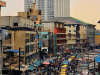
[
  {"left": 42, "top": 61, "right": 50, "bottom": 65},
  {"left": 80, "top": 58, "right": 86, "bottom": 61}
]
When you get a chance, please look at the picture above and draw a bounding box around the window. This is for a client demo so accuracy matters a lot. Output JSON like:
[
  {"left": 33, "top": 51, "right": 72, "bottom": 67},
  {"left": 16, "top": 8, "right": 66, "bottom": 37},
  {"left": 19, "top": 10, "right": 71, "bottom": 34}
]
[
  {"left": 39, "top": 10, "right": 41, "bottom": 15},
  {"left": 69, "top": 30, "right": 71, "bottom": 32},
  {"left": 34, "top": 22, "right": 36, "bottom": 24},
  {"left": 34, "top": 16, "right": 36, "bottom": 18},
  {"left": 73, "top": 25, "right": 75, "bottom": 27},
  {"left": 69, "top": 35, "right": 71, "bottom": 38},
  {"left": 43, "top": 35, "right": 47, "bottom": 38},
  {"left": 69, "top": 25, "right": 71, "bottom": 27},
  {"left": 13, "top": 23, "right": 18, "bottom": 26},
  {"left": 74, "top": 30, "right": 76, "bottom": 32}
]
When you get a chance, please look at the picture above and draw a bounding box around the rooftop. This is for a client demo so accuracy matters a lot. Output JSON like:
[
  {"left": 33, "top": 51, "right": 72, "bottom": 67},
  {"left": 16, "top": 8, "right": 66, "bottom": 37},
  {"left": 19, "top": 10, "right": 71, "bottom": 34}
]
[
  {"left": 53, "top": 17, "right": 96, "bottom": 26},
  {"left": 1, "top": 26, "right": 35, "bottom": 31}
]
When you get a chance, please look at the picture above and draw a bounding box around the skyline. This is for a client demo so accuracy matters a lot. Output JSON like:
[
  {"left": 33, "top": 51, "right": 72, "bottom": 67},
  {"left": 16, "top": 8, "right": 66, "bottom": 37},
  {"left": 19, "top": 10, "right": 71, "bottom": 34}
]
[{"left": 1, "top": 0, "right": 100, "bottom": 29}]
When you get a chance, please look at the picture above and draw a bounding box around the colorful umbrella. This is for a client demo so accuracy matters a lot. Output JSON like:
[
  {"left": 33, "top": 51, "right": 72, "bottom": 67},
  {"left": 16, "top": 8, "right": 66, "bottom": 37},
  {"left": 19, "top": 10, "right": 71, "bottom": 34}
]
[
  {"left": 80, "top": 58, "right": 86, "bottom": 61},
  {"left": 42, "top": 61, "right": 50, "bottom": 65}
]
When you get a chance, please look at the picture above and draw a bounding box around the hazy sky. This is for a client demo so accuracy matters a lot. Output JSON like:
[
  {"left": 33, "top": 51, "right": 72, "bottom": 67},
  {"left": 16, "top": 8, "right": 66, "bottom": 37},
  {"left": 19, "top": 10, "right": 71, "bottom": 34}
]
[{"left": 1, "top": 0, "right": 100, "bottom": 29}]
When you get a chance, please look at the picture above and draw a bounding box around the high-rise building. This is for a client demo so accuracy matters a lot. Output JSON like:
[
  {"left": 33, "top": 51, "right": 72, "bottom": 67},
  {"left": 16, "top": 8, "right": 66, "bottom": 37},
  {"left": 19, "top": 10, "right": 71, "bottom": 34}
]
[{"left": 24, "top": 0, "right": 70, "bottom": 21}]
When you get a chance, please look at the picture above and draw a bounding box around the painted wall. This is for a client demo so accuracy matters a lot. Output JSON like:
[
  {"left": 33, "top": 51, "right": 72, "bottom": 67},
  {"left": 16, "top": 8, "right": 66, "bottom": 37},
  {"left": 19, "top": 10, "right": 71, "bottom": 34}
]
[{"left": 95, "top": 34, "right": 100, "bottom": 45}]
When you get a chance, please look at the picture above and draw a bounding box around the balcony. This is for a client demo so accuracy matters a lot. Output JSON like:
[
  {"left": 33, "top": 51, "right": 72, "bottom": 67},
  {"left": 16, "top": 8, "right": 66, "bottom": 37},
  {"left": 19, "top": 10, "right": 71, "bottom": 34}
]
[
  {"left": 26, "top": 50, "right": 39, "bottom": 57},
  {"left": 3, "top": 39, "right": 12, "bottom": 46},
  {"left": 57, "top": 40, "right": 66, "bottom": 45},
  {"left": 54, "top": 28, "right": 66, "bottom": 34}
]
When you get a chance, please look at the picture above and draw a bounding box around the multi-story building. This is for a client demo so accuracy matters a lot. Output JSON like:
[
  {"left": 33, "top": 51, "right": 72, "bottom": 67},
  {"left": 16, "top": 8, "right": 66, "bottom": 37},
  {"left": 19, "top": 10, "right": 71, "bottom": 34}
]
[
  {"left": 58, "top": 20, "right": 86, "bottom": 48},
  {"left": 53, "top": 17, "right": 96, "bottom": 46},
  {"left": 39, "top": 32, "right": 53, "bottom": 54},
  {"left": 41, "top": 21, "right": 66, "bottom": 56},
  {"left": 18, "top": 3, "right": 42, "bottom": 24},
  {"left": 86, "top": 24, "right": 96, "bottom": 45},
  {"left": 24, "top": 0, "right": 70, "bottom": 21},
  {"left": 1, "top": 16, "right": 38, "bottom": 65},
  {"left": 24, "top": 0, "right": 36, "bottom": 12}
]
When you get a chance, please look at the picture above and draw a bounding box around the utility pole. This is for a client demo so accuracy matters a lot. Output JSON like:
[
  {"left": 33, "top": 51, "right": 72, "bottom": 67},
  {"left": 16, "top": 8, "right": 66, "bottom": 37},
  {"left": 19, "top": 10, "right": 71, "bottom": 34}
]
[
  {"left": 81, "top": 43, "right": 83, "bottom": 60},
  {"left": 88, "top": 47, "right": 89, "bottom": 75},
  {"left": 19, "top": 47, "right": 20, "bottom": 75}
]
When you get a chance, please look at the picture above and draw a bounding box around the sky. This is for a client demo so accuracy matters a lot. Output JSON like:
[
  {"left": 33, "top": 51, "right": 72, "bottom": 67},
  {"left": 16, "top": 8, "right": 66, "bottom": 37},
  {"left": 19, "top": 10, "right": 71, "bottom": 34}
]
[{"left": 1, "top": 0, "right": 100, "bottom": 29}]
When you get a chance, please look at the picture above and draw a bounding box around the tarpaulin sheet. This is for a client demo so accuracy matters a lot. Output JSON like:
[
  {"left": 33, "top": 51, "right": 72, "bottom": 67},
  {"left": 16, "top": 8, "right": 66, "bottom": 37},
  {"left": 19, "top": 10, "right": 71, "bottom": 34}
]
[{"left": 95, "top": 56, "right": 100, "bottom": 63}]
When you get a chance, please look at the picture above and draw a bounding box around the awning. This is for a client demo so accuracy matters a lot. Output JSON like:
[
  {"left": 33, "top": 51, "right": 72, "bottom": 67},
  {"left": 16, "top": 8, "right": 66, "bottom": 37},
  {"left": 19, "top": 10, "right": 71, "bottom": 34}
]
[
  {"left": 79, "top": 64, "right": 88, "bottom": 67},
  {"left": 33, "top": 60, "right": 44, "bottom": 67},
  {"left": 63, "top": 61, "right": 68, "bottom": 65},
  {"left": 95, "top": 56, "right": 100, "bottom": 63},
  {"left": 28, "top": 65, "right": 36, "bottom": 70}
]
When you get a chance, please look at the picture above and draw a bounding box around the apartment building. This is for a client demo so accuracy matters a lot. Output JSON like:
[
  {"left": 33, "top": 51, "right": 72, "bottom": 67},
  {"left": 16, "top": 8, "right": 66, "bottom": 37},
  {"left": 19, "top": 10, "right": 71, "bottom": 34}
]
[
  {"left": 53, "top": 17, "right": 96, "bottom": 46},
  {"left": 1, "top": 16, "right": 38, "bottom": 64},
  {"left": 18, "top": 3, "right": 42, "bottom": 24},
  {"left": 24, "top": 0, "right": 70, "bottom": 20},
  {"left": 41, "top": 21, "right": 66, "bottom": 56}
]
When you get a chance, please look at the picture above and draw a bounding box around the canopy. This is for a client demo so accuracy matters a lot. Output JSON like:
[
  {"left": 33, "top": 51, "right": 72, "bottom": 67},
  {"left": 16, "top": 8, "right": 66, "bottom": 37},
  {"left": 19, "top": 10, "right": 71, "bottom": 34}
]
[
  {"left": 7, "top": 50, "right": 19, "bottom": 53},
  {"left": 79, "top": 64, "right": 88, "bottom": 67},
  {"left": 33, "top": 60, "right": 44, "bottom": 67},
  {"left": 61, "top": 74, "right": 66, "bottom": 75},
  {"left": 95, "top": 56, "right": 100, "bottom": 63},
  {"left": 42, "top": 61, "right": 50, "bottom": 65},
  {"left": 49, "top": 60, "right": 53, "bottom": 63},
  {"left": 61, "top": 65, "right": 67, "bottom": 68},
  {"left": 71, "top": 56, "right": 75, "bottom": 58},
  {"left": 80, "top": 58, "right": 86, "bottom": 61},
  {"left": 63, "top": 61, "right": 68, "bottom": 65},
  {"left": 28, "top": 65, "right": 36, "bottom": 70},
  {"left": 61, "top": 69, "right": 66, "bottom": 72},
  {"left": 60, "top": 72, "right": 66, "bottom": 74}
]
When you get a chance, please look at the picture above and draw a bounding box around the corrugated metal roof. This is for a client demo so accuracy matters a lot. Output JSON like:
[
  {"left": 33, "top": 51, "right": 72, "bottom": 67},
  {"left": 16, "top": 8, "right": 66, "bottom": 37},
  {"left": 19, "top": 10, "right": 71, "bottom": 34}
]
[
  {"left": 57, "top": 20, "right": 80, "bottom": 24},
  {"left": 53, "top": 17, "right": 96, "bottom": 26}
]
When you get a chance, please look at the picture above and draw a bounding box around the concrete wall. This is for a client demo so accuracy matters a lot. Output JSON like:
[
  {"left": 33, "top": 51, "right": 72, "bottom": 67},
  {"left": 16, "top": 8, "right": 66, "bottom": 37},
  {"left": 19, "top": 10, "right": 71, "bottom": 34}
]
[
  {"left": 1, "top": 16, "right": 33, "bottom": 28},
  {"left": 95, "top": 34, "right": 100, "bottom": 45},
  {"left": 42, "top": 23, "right": 54, "bottom": 33},
  {"left": 14, "top": 31, "right": 25, "bottom": 51},
  {"left": 79, "top": 25, "right": 86, "bottom": 40},
  {"left": 64, "top": 25, "right": 76, "bottom": 47},
  {"left": 18, "top": 12, "right": 28, "bottom": 18},
  {"left": 86, "top": 25, "right": 95, "bottom": 45}
]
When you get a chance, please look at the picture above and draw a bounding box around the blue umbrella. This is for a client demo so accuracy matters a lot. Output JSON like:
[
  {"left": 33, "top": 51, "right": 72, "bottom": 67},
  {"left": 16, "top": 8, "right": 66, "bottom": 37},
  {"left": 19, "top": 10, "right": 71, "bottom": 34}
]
[
  {"left": 7, "top": 50, "right": 19, "bottom": 53},
  {"left": 49, "top": 60, "right": 53, "bottom": 63}
]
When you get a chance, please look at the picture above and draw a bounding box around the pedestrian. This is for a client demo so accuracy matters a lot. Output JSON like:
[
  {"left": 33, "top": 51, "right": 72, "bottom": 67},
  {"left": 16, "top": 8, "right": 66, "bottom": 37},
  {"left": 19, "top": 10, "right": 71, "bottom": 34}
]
[{"left": 67, "top": 70, "right": 70, "bottom": 75}]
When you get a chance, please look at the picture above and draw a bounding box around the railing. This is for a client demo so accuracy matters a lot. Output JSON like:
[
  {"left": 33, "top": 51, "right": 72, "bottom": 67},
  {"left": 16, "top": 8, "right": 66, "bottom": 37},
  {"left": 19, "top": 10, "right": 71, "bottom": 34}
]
[{"left": 3, "top": 39, "right": 11, "bottom": 44}]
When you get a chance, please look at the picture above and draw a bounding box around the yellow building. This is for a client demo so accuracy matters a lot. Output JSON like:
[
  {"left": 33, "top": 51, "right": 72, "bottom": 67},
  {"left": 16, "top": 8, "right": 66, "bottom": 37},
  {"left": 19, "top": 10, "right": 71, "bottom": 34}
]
[
  {"left": 18, "top": 3, "right": 42, "bottom": 24},
  {"left": 95, "top": 33, "right": 100, "bottom": 45},
  {"left": 58, "top": 20, "right": 87, "bottom": 48}
]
